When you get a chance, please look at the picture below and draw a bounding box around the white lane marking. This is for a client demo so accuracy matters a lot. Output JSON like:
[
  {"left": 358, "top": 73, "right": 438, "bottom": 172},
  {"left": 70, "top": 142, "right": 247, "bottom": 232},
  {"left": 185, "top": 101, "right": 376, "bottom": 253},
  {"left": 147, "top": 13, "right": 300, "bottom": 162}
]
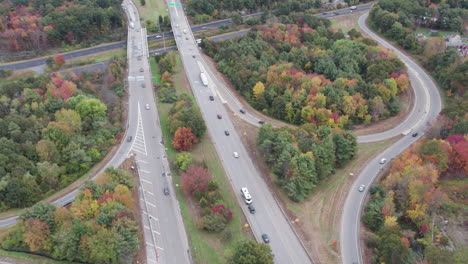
[
  {"left": 153, "top": 230, "right": 160, "bottom": 235},
  {"left": 147, "top": 202, "right": 156, "bottom": 208},
  {"left": 128, "top": 102, "right": 148, "bottom": 156},
  {"left": 145, "top": 191, "right": 154, "bottom": 196},
  {"left": 157, "top": 246, "right": 164, "bottom": 251},
  {"left": 144, "top": 226, "right": 150, "bottom": 229},
  {"left": 140, "top": 169, "right": 151, "bottom": 173},
  {"left": 137, "top": 160, "right": 149, "bottom": 163},
  {"left": 141, "top": 178, "right": 152, "bottom": 184},
  {"left": 146, "top": 242, "right": 155, "bottom": 247}
]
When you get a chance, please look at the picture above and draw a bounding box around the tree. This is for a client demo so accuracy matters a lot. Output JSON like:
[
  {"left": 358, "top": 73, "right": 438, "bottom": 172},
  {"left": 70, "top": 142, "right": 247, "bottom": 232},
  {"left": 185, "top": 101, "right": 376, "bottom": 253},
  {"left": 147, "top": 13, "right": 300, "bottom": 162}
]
[
  {"left": 55, "top": 109, "right": 82, "bottom": 133},
  {"left": 174, "top": 152, "right": 194, "bottom": 172},
  {"left": 140, "top": 0, "right": 146, "bottom": 6},
  {"left": 180, "top": 165, "right": 211, "bottom": 197},
  {"left": 81, "top": 226, "right": 118, "bottom": 264},
  {"left": 52, "top": 218, "right": 87, "bottom": 261},
  {"left": 199, "top": 213, "right": 227, "bottom": 232},
  {"left": 20, "top": 202, "right": 57, "bottom": 232},
  {"left": 75, "top": 98, "right": 107, "bottom": 119},
  {"left": 378, "top": 226, "right": 409, "bottom": 264},
  {"left": 284, "top": 152, "right": 318, "bottom": 202},
  {"left": 229, "top": 240, "right": 274, "bottom": 264},
  {"left": 231, "top": 13, "right": 243, "bottom": 25},
  {"left": 53, "top": 54, "right": 65, "bottom": 68},
  {"left": 172, "top": 127, "right": 198, "bottom": 151},
  {"left": 22, "top": 218, "right": 52, "bottom": 252},
  {"left": 252, "top": 81, "right": 265, "bottom": 99}
]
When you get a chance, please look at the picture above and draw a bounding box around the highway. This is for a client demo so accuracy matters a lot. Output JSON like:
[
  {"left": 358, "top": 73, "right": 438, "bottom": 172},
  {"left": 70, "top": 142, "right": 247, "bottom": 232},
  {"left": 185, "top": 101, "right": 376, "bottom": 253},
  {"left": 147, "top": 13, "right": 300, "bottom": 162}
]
[
  {"left": 165, "top": 0, "right": 315, "bottom": 263},
  {"left": 0, "top": 2, "right": 435, "bottom": 264},
  {"left": 1, "top": 2, "right": 192, "bottom": 264},
  {"left": 340, "top": 12, "right": 442, "bottom": 264}
]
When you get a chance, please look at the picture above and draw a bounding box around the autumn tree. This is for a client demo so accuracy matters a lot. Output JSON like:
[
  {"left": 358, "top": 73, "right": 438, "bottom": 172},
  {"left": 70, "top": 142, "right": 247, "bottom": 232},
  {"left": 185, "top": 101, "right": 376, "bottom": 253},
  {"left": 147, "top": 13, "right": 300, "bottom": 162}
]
[
  {"left": 180, "top": 164, "right": 211, "bottom": 197},
  {"left": 174, "top": 152, "right": 194, "bottom": 172},
  {"left": 252, "top": 81, "right": 265, "bottom": 99},
  {"left": 53, "top": 55, "right": 65, "bottom": 68},
  {"left": 172, "top": 127, "right": 198, "bottom": 151},
  {"left": 22, "top": 218, "right": 52, "bottom": 252}
]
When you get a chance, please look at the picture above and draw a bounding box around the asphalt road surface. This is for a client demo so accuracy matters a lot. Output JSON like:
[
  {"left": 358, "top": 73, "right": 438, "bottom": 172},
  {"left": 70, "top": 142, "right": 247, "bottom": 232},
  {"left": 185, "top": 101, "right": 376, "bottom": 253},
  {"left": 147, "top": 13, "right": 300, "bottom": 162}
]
[
  {"left": 339, "top": 12, "right": 442, "bottom": 264},
  {"left": 165, "top": 0, "right": 314, "bottom": 263}
]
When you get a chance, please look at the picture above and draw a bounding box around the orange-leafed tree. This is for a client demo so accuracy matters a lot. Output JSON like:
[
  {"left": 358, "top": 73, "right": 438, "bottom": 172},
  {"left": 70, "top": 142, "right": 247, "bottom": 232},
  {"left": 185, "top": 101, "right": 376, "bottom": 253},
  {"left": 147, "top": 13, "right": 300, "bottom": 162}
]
[
  {"left": 172, "top": 127, "right": 198, "bottom": 152},
  {"left": 54, "top": 54, "right": 65, "bottom": 67},
  {"left": 180, "top": 164, "right": 211, "bottom": 197},
  {"left": 22, "top": 219, "right": 52, "bottom": 252}
]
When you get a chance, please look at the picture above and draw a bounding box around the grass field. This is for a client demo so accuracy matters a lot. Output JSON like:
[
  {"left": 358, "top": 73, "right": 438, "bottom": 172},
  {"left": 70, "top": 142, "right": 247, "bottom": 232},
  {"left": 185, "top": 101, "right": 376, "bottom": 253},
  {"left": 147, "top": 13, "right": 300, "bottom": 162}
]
[
  {"left": 135, "top": 0, "right": 169, "bottom": 22},
  {"left": 150, "top": 53, "right": 251, "bottom": 263}
]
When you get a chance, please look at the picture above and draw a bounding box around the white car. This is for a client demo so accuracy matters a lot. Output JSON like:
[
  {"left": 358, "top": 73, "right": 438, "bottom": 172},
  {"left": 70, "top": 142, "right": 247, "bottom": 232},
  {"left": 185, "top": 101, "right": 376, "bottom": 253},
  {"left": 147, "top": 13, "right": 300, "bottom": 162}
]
[
  {"left": 233, "top": 152, "right": 239, "bottom": 158},
  {"left": 379, "top": 158, "right": 387, "bottom": 164},
  {"left": 145, "top": 104, "right": 150, "bottom": 110},
  {"left": 156, "top": 35, "right": 162, "bottom": 38},
  {"left": 358, "top": 185, "right": 366, "bottom": 192}
]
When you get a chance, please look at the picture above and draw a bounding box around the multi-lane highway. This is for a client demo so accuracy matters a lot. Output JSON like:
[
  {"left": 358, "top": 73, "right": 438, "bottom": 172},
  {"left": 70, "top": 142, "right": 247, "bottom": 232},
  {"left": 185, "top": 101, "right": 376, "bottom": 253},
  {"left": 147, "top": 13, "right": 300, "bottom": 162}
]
[
  {"left": 1, "top": 2, "right": 191, "bottom": 264},
  {"left": 164, "top": 0, "right": 315, "bottom": 263},
  {"left": 0, "top": 2, "right": 441, "bottom": 264},
  {"left": 340, "top": 12, "right": 442, "bottom": 264}
]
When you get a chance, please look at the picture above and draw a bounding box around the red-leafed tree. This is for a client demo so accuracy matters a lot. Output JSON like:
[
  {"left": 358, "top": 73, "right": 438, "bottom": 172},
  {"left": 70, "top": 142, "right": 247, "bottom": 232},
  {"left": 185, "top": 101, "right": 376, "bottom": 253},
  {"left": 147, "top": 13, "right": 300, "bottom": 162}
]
[
  {"left": 450, "top": 140, "right": 468, "bottom": 174},
  {"left": 54, "top": 54, "right": 65, "bottom": 68},
  {"left": 172, "top": 127, "right": 198, "bottom": 151},
  {"left": 211, "top": 204, "right": 233, "bottom": 222},
  {"left": 180, "top": 164, "right": 211, "bottom": 197}
]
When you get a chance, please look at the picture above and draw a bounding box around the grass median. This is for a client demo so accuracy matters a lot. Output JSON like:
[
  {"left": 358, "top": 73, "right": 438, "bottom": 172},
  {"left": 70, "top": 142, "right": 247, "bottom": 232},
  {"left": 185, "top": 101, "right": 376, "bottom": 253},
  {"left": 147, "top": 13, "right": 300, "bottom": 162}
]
[{"left": 150, "top": 53, "right": 252, "bottom": 263}]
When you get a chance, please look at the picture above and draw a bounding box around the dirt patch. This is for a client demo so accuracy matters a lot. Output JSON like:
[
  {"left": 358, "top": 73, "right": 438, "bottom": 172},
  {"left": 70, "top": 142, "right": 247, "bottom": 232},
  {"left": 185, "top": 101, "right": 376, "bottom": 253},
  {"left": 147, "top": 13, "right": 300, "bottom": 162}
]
[
  {"left": 354, "top": 87, "right": 414, "bottom": 136},
  {"left": 0, "top": 256, "right": 34, "bottom": 264}
]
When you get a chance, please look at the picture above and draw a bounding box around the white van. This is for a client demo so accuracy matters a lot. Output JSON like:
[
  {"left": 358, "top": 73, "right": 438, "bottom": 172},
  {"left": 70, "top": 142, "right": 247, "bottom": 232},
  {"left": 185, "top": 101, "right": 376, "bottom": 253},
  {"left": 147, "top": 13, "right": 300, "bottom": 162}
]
[
  {"left": 241, "top": 187, "right": 252, "bottom": 204},
  {"left": 350, "top": 6, "right": 357, "bottom": 10}
]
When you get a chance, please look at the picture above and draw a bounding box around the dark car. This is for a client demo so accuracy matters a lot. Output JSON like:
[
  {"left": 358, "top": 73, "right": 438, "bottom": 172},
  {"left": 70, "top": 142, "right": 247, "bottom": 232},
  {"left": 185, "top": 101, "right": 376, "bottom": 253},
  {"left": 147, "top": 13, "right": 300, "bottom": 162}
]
[
  {"left": 209, "top": 95, "right": 214, "bottom": 101},
  {"left": 322, "top": 12, "right": 328, "bottom": 15},
  {"left": 258, "top": 120, "right": 265, "bottom": 124},
  {"left": 217, "top": 114, "right": 222, "bottom": 119},
  {"left": 412, "top": 132, "right": 418, "bottom": 137},
  {"left": 239, "top": 109, "right": 246, "bottom": 114},
  {"left": 248, "top": 204, "right": 255, "bottom": 214},
  {"left": 126, "top": 136, "right": 132, "bottom": 142},
  {"left": 225, "top": 130, "right": 230, "bottom": 136},
  {"left": 334, "top": 12, "right": 340, "bottom": 15},
  {"left": 163, "top": 187, "right": 170, "bottom": 195},
  {"left": 262, "top": 234, "right": 270, "bottom": 243}
]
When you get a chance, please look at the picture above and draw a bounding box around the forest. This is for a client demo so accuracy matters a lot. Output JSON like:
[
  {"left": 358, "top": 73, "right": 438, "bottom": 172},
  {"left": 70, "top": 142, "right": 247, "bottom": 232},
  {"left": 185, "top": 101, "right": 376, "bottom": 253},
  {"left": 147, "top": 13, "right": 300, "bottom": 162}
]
[
  {"left": 257, "top": 124, "right": 357, "bottom": 202},
  {"left": 0, "top": 0, "right": 124, "bottom": 53},
  {"left": 0, "top": 168, "right": 140, "bottom": 264},
  {"left": 0, "top": 57, "right": 126, "bottom": 210},
  {"left": 362, "top": 128, "right": 468, "bottom": 263},
  {"left": 369, "top": 0, "right": 467, "bottom": 110},
  {"left": 187, "top": 0, "right": 373, "bottom": 22},
  {"left": 203, "top": 15, "right": 409, "bottom": 128}
]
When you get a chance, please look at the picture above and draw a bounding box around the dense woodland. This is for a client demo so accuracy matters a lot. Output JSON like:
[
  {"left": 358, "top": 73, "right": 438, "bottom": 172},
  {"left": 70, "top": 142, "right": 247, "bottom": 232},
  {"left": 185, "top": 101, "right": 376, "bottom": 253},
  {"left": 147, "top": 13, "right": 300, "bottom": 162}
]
[
  {"left": 203, "top": 15, "right": 409, "bottom": 128},
  {"left": 0, "top": 168, "right": 140, "bottom": 264},
  {"left": 257, "top": 124, "right": 357, "bottom": 202},
  {"left": 0, "top": 0, "right": 124, "bottom": 54},
  {"left": 363, "top": 132, "right": 468, "bottom": 263},
  {"left": 0, "top": 57, "right": 126, "bottom": 210},
  {"left": 369, "top": 0, "right": 467, "bottom": 100},
  {"left": 187, "top": 0, "right": 373, "bottom": 22}
]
